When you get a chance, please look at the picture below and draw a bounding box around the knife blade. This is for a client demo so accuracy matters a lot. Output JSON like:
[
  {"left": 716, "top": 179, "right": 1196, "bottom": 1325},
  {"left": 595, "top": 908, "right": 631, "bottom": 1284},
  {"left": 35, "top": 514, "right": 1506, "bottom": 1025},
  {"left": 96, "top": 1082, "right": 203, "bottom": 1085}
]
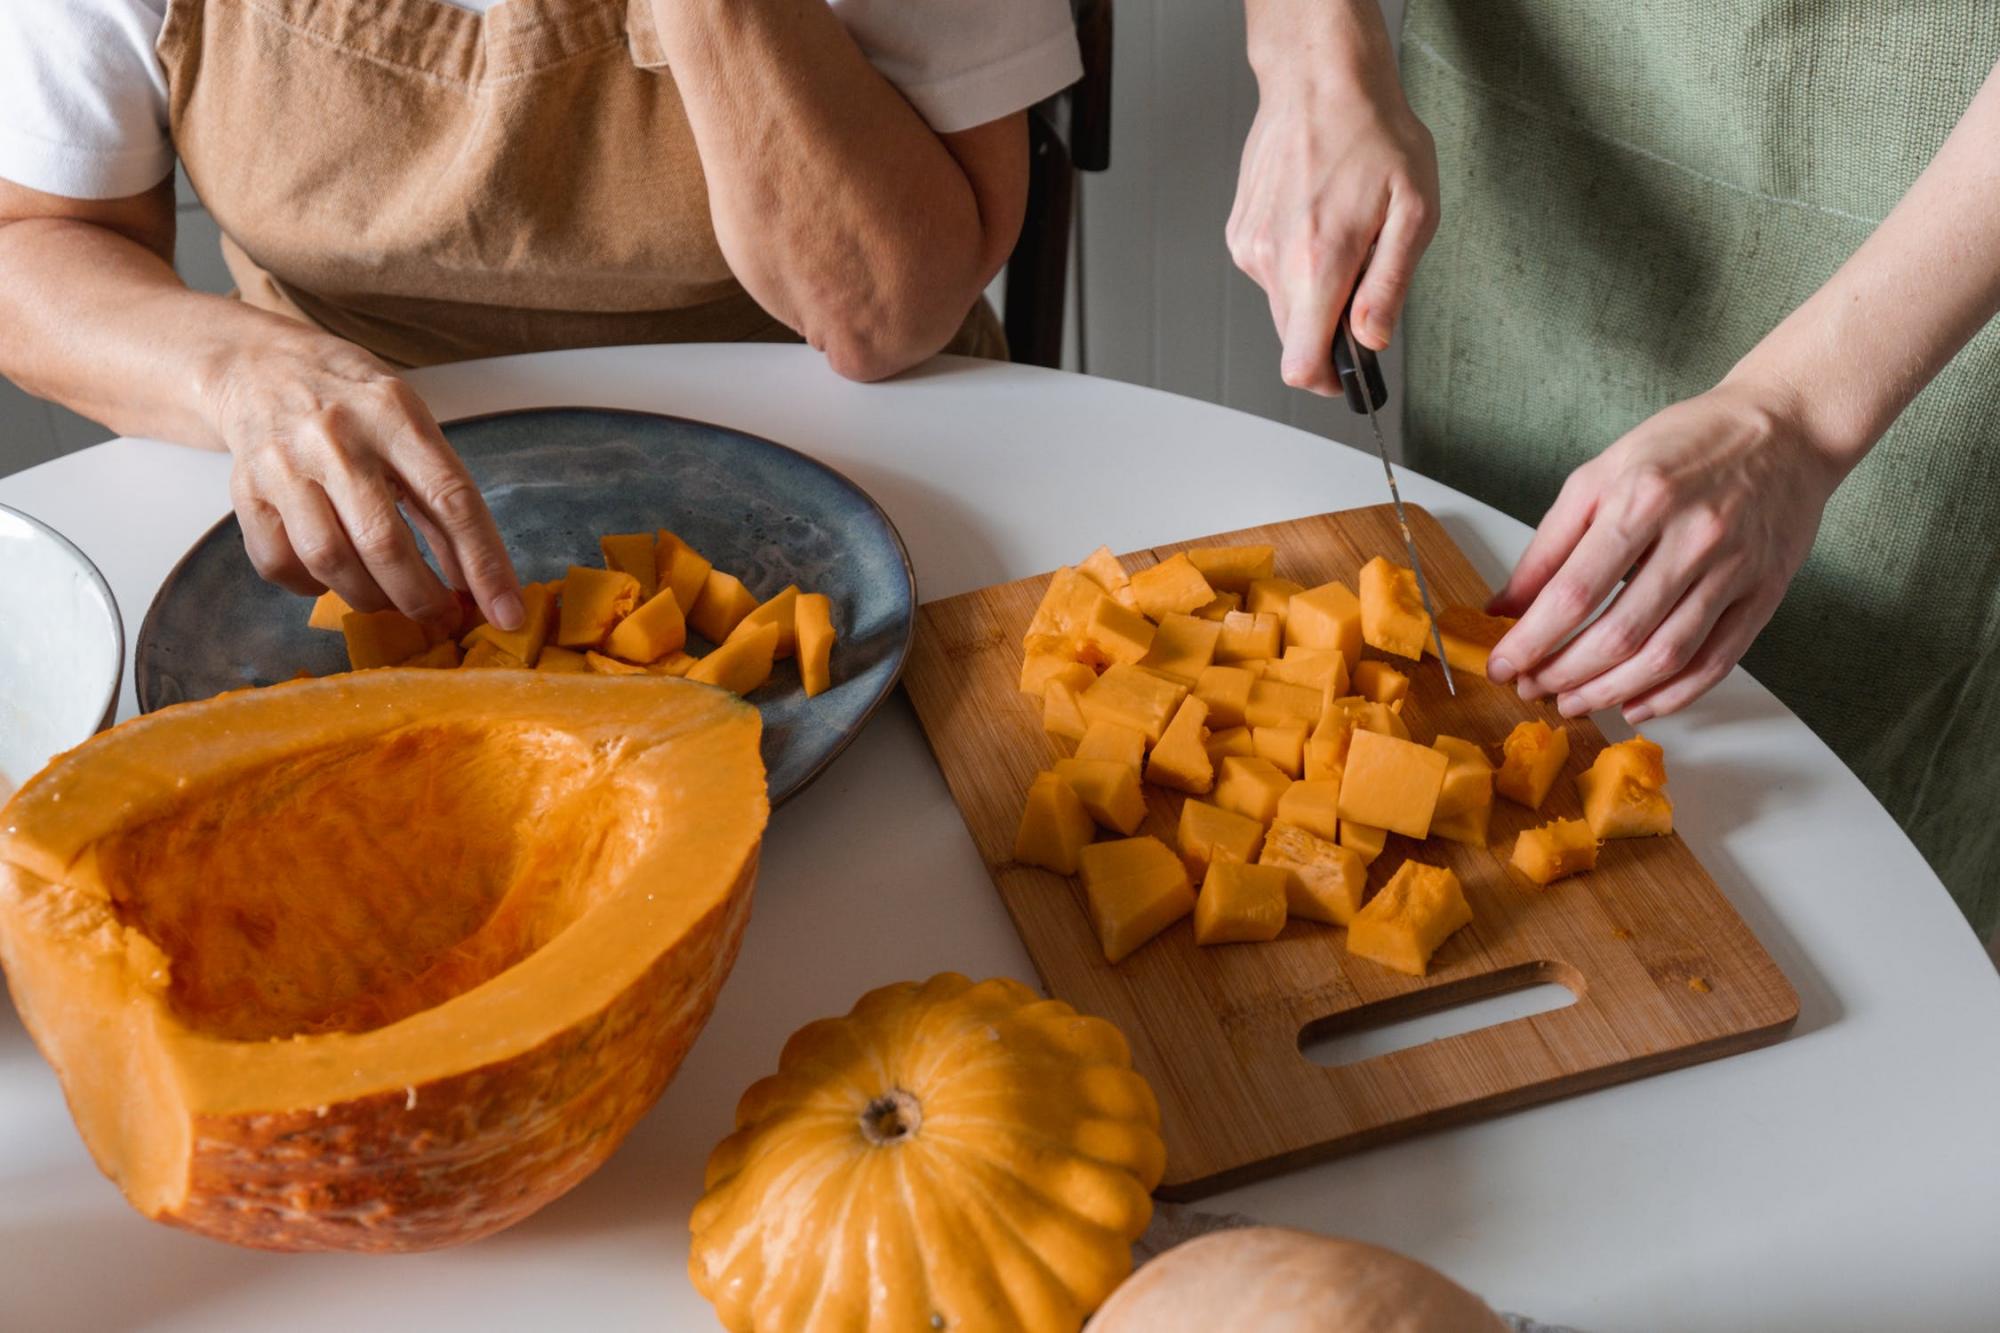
[{"left": 1331, "top": 313, "right": 1457, "bottom": 695}]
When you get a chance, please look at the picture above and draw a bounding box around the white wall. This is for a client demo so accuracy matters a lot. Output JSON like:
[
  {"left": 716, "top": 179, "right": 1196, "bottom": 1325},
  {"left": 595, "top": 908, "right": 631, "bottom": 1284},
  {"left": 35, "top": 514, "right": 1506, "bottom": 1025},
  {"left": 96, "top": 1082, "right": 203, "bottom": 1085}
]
[{"left": 0, "top": 3, "right": 1406, "bottom": 478}]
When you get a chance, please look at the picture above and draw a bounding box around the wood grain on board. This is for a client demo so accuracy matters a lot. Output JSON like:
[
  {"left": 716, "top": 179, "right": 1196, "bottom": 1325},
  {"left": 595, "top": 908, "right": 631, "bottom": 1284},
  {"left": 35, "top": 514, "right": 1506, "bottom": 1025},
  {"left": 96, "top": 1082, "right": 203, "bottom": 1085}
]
[{"left": 904, "top": 504, "right": 1799, "bottom": 1198}]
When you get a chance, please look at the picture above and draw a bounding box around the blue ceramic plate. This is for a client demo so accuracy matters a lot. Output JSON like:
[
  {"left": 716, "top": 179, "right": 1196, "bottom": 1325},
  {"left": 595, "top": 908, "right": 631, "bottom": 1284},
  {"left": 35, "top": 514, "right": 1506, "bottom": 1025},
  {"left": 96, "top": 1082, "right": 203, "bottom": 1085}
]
[{"left": 136, "top": 407, "right": 916, "bottom": 804}]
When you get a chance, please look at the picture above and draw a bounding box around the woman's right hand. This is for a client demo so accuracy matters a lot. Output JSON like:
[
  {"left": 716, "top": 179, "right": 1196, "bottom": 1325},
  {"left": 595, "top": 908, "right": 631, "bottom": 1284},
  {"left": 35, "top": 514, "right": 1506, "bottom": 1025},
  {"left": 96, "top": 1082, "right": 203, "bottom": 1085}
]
[
  {"left": 205, "top": 330, "right": 524, "bottom": 632},
  {"left": 1230, "top": 0, "right": 1440, "bottom": 393}
]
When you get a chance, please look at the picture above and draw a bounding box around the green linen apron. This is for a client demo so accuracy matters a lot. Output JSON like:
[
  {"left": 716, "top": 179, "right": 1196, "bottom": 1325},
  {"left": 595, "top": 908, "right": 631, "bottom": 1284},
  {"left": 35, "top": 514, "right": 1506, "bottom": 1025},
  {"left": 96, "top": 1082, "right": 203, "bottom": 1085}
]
[{"left": 1398, "top": 1, "right": 2000, "bottom": 937}]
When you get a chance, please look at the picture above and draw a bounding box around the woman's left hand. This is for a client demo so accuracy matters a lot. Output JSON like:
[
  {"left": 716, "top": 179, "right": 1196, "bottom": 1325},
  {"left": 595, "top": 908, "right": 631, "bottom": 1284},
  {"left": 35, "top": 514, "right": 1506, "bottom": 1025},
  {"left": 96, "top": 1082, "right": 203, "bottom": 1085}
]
[{"left": 1483, "top": 379, "right": 1848, "bottom": 724}]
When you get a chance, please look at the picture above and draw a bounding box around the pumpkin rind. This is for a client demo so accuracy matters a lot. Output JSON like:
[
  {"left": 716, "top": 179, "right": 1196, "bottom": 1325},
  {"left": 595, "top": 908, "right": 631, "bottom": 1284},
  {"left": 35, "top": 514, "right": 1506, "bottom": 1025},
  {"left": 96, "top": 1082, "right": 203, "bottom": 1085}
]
[
  {"left": 0, "top": 671, "right": 768, "bottom": 1251},
  {"left": 689, "top": 974, "right": 1166, "bottom": 1333}
]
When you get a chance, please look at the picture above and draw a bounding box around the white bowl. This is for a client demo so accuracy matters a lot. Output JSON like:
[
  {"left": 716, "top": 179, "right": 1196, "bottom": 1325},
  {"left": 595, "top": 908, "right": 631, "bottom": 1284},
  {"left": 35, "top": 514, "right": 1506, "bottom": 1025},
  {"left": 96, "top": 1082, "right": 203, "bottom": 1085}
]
[{"left": 0, "top": 503, "right": 123, "bottom": 800}]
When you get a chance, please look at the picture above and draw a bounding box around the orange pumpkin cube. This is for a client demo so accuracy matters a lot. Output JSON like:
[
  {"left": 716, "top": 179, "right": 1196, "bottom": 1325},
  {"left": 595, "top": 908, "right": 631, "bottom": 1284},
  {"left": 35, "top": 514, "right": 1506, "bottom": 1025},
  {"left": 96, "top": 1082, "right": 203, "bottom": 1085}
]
[
  {"left": 1203, "top": 725, "right": 1256, "bottom": 762},
  {"left": 600, "top": 532, "right": 659, "bottom": 603},
  {"left": 584, "top": 649, "right": 647, "bottom": 676},
  {"left": 1348, "top": 860, "right": 1473, "bottom": 976},
  {"left": 795, "top": 592, "right": 836, "bottom": 697},
  {"left": 1080, "top": 664, "right": 1188, "bottom": 744},
  {"left": 1358, "top": 557, "right": 1431, "bottom": 660},
  {"left": 1177, "top": 799, "right": 1266, "bottom": 878},
  {"left": 1042, "top": 671, "right": 1095, "bottom": 741},
  {"left": 1053, "top": 757, "right": 1148, "bottom": 835},
  {"left": 467, "top": 580, "right": 557, "bottom": 665},
  {"left": 1282, "top": 580, "right": 1364, "bottom": 666},
  {"left": 308, "top": 589, "right": 352, "bottom": 631},
  {"left": 1079, "top": 836, "right": 1196, "bottom": 964},
  {"left": 1191, "top": 590, "right": 1242, "bottom": 622},
  {"left": 401, "top": 640, "right": 461, "bottom": 669},
  {"left": 688, "top": 570, "right": 762, "bottom": 644},
  {"left": 1428, "top": 606, "right": 1517, "bottom": 678},
  {"left": 1215, "top": 610, "right": 1282, "bottom": 663},
  {"left": 1213, "top": 755, "right": 1292, "bottom": 826},
  {"left": 342, "top": 609, "right": 429, "bottom": 670},
  {"left": 1511, "top": 818, "right": 1599, "bottom": 885},
  {"left": 1335, "top": 729, "right": 1449, "bottom": 839},
  {"left": 1265, "top": 645, "right": 1349, "bottom": 696},
  {"left": 1340, "top": 820, "right": 1388, "bottom": 866},
  {"left": 1185, "top": 544, "right": 1275, "bottom": 593},
  {"left": 1077, "top": 590, "right": 1157, "bottom": 666},
  {"left": 1429, "top": 735, "right": 1495, "bottom": 847},
  {"left": 727, "top": 585, "right": 802, "bottom": 659},
  {"left": 1194, "top": 861, "right": 1289, "bottom": 945},
  {"left": 1259, "top": 820, "right": 1368, "bottom": 924},
  {"left": 654, "top": 531, "right": 715, "bottom": 615},
  {"left": 1014, "top": 771, "right": 1096, "bottom": 875},
  {"left": 1128, "top": 552, "right": 1215, "bottom": 620},
  {"left": 1146, "top": 697, "right": 1214, "bottom": 795},
  {"left": 1075, "top": 719, "right": 1146, "bottom": 770},
  {"left": 605, "top": 586, "right": 688, "bottom": 664},
  {"left": 1578, "top": 769, "right": 1676, "bottom": 839},
  {"left": 558, "top": 565, "right": 642, "bottom": 648},
  {"left": 1593, "top": 734, "right": 1669, "bottom": 788},
  {"left": 1026, "top": 566, "right": 1081, "bottom": 640},
  {"left": 1137, "top": 612, "right": 1220, "bottom": 683},
  {"left": 1352, "top": 659, "right": 1410, "bottom": 705},
  {"left": 1274, "top": 778, "right": 1341, "bottom": 840},
  {"left": 1020, "top": 637, "right": 1084, "bottom": 696},
  {"left": 1077, "top": 545, "right": 1131, "bottom": 594},
  {"left": 647, "top": 650, "right": 699, "bottom": 677},
  {"left": 1252, "top": 723, "right": 1307, "bottom": 779},
  {"left": 1244, "top": 679, "right": 1322, "bottom": 728},
  {"left": 459, "top": 638, "right": 526, "bottom": 669},
  {"left": 1245, "top": 577, "right": 1305, "bottom": 622},
  {"left": 684, "top": 620, "right": 780, "bottom": 694},
  {"left": 1495, "top": 720, "right": 1572, "bottom": 810},
  {"left": 1193, "top": 664, "right": 1255, "bottom": 727},
  {"left": 535, "top": 645, "right": 590, "bottom": 673}
]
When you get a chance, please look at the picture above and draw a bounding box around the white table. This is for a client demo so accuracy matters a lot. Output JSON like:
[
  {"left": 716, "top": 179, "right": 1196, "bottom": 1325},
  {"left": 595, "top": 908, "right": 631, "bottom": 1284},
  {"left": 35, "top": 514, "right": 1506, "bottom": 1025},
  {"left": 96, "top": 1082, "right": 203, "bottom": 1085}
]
[{"left": 3, "top": 345, "right": 1996, "bottom": 1332}]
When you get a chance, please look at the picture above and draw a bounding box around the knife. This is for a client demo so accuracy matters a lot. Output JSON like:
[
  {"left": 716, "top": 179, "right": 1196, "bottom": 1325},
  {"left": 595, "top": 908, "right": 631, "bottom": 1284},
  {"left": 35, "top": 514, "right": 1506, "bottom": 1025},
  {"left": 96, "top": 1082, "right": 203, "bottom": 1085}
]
[{"left": 1331, "top": 310, "right": 1457, "bottom": 695}]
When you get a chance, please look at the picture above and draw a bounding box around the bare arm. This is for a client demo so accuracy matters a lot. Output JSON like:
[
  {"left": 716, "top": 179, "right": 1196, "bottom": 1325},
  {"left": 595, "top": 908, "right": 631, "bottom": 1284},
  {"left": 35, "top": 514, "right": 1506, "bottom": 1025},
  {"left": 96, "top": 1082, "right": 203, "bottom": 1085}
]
[
  {"left": 0, "top": 178, "right": 522, "bottom": 630},
  {"left": 1488, "top": 57, "right": 2000, "bottom": 721},
  {"left": 650, "top": 0, "right": 1031, "bottom": 381}
]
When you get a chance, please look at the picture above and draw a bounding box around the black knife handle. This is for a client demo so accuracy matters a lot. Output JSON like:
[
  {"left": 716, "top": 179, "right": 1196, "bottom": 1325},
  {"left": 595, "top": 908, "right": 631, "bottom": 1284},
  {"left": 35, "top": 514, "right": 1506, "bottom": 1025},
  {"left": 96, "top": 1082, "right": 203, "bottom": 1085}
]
[{"left": 1333, "top": 301, "right": 1388, "bottom": 414}]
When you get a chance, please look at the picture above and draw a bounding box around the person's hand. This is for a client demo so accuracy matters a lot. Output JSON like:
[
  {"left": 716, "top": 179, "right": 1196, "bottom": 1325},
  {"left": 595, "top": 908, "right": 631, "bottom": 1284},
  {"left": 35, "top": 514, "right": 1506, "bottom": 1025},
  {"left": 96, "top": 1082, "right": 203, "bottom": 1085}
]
[
  {"left": 1484, "top": 381, "right": 1846, "bottom": 723},
  {"left": 1229, "top": 2, "right": 1439, "bottom": 393},
  {"left": 206, "top": 330, "right": 524, "bottom": 632}
]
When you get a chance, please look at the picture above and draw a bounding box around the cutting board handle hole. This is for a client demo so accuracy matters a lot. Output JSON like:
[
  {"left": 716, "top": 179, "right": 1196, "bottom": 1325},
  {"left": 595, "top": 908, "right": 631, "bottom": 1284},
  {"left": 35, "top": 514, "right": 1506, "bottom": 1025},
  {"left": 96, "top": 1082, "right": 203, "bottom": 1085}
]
[{"left": 1297, "top": 962, "right": 1582, "bottom": 1069}]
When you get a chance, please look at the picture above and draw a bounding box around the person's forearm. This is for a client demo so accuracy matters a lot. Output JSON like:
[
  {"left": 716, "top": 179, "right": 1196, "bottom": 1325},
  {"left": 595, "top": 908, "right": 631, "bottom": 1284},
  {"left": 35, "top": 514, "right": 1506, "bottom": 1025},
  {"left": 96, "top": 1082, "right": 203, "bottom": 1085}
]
[
  {"left": 652, "top": 0, "right": 1016, "bottom": 381},
  {"left": 1730, "top": 59, "right": 2000, "bottom": 475},
  {"left": 1244, "top": 0, "right": 1397, "bottom": 91}
]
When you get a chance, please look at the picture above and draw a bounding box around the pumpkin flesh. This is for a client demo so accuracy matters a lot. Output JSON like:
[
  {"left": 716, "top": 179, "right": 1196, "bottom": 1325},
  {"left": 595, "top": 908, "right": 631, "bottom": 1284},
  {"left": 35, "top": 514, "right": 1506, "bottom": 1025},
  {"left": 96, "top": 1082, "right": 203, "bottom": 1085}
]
[{"left": 0, "top": 671, "right": 768, "bottom": 1251}]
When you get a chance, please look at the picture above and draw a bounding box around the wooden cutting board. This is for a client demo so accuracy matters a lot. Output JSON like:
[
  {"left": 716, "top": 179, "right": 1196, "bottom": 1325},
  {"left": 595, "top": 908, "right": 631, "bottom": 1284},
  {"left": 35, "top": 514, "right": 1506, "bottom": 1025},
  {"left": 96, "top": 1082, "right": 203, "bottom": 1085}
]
[{"left": 904, "top": 504, "right": 1799, "bottom": 1198}]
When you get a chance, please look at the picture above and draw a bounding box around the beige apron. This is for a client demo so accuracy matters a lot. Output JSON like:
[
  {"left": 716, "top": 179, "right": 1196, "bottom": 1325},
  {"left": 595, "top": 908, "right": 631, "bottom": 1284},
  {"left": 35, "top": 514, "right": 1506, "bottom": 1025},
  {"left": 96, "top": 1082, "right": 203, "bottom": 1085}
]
[{"left": 155, "top": 0, "right": 1004, "bottom": 368}]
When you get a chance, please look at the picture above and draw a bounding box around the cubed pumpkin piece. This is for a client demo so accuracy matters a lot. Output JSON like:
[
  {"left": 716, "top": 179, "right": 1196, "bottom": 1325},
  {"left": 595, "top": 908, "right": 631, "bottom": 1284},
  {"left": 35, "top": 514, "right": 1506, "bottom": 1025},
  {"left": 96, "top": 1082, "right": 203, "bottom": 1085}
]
[
  {"left": 1077, "top": 545, "right": 1131, "bottom": 594},
  {"left": 647, "top": 650, "right": 699, "bottom": 677},
  {"left": 1186, "top": 544, "right": 1275, "bottom": 592},
  {"left": 1274, "top": 779, "right": 1341, "bottom": 840},
  {"left": 684, "top": 620, "right": 780, "bottom": 694},
  {"left": 1215, "top": 610, "right": 1282, "bottom": 663},
  {"left": 1052, "top": 757, "right": 1148, "bottom": 835},
  {"left": 460, "top": 639, "right": 526, "bottom": 669},
  {"left": 1193, "top": 665, "right": 1255, "bottom": 727},
  {"left": 1079, "top": 837, "right": 1196, "bottom": 964},
  {"left": 1259, "top": 821, "right": 1368, "bottom": 924},
  {"left": 600, "top": 532, "right": 659, "bottom": 602},
  {"left": 795, "top": 592, "right": 836, "bottom": 697},
  {"left": 1191, "top": 591, "right": 1242, "bottom": 622},
  {"left": 654, "top": 531, "right": 715, "bottom": 614},
  {"left": 1327, "top": 695, "right": 1411, "bottom": 742},
  {"left": 1213, "top": 756, "right": 1291, "bottom": 826},
  {"left": 1428, "top": 606, "right": 1516, "bottom": 678},
  {"left": 585, "top": 650, "right": 647, "bottom": 676},
  {"left": 1042, "top": 674, "right": 1094, "bottom": 741},
  {"left": 1127, "top": 552, "right": 1215, "bottom": 620},
  {"left": 1429, "top": 735, "right": 1495, "bottom": 847},
  {"left": 726, "top": 585, "right": 801, "bottom": 660},
  {"left": 1593, "top": 734, "right": 1669, "bottom": 788},
  {"left": 1246, "top": 577, "right": 1305, "bottom": 622},
  {"left": 1252, "top": 724, "right": 1307, "bottom": 779},
  {"left": 1203, "top": 725, "right": 1255, "bottom": 761},
  {"left": 687, "top": 570, "right": 761, "bottom": 645},
  {"left": 1080, "top": 664, "right": 1188, "bottom": 744},
  {"left": 1578, "top": 769, "right": 1676, "bottom": 840},
  {"left": 1193, "top": 861, "right": 1289, "bottom": 945},
  {"left": 1176, "top": 799, "right": 1266, "bottom": 877},
  {"left": 1265, "top": 645, "right": 1348, "bottom": 696},
  {"left": 1512, "top": 818, "right": 1600, "bottom": 885},
  {"left": 1358, "top": 557, "right": 1431, "bottom": 660},
  {"left": 1077, "top": 590, "right": 1157, "bottom": 666},
  {"left": 1074, "top": 719, "right": 1147, "bottom": 769},
  {"left": 1244, "top": 679, "right": 1322, "bottom": 728},
  {"left": 1348, "top": 860, "right": 1473, "bottom": 977},
  {"left": 605, "top": 586, "right": 689, "bottom": 664},
  {"left": 1020, "top": 637, "right": 1085, "bottom": 695},
  {"left": 1146, "top": 697, "right": 1214, "bottom": 794},
  {"left": 1283, "top": 580, "right": 1364, "bottom": 666},
  {"left": 1352, "top": 659, "right": 1410, "bottom": 705},
  {"left": 1026, "top": 566, "right": 1081, "bottom": 640},
  {"left": 308, "top": 589, "right": 352, "bottom": 631},
  {"left": 1138, "top": 612, "right": 1222, "bottom": 683},
  {"left": 535, "top": 645, "right": 590, "bottom": 673},
  {"left": 1495, "top": 720, "right": 1572, "bottom": 810},
  {"left": 1014, "top": 771, "right": 1096, "bottom": 875},
  {"left": 342, "top": 609, "right": 429, "bottom": 670},
  {"left": 401, "top": 640, "right": 462, "bottom": 669},
  {"left": 1340, "top": 820, "right": 1388, "bottom": 866},
  {"left": 1337, "top": 729, "right": 1448, "bottom": 839},
  {"left": 558, "top": 566, "right": 642, "bottom": 648},
  {"left": 467, "top": 580, "right": 557, "bottom": 665}
]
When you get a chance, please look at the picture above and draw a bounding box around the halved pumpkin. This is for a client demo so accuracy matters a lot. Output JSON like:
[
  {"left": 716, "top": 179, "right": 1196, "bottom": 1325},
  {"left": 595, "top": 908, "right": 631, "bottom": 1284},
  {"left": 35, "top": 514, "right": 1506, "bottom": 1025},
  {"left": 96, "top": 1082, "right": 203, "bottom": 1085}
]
[{"left": 0, "top": 670, "right": 768, "bottom": 1252}]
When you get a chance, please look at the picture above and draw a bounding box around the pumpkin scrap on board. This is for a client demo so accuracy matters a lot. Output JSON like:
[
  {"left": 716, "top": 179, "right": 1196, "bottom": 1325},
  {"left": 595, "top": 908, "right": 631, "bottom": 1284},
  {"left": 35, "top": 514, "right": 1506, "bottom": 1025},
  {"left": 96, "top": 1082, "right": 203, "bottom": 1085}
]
[{"left": 0, "top": 670, "right": 769, "bottom": 1250}]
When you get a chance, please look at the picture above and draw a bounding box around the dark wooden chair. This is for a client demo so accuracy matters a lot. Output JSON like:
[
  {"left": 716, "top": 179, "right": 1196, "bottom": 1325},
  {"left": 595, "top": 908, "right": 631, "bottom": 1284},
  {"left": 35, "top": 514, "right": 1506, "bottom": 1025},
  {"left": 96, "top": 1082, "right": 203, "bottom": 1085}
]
[{"left": 1003, "top": 0, "right": 1112, "bottom": 369}]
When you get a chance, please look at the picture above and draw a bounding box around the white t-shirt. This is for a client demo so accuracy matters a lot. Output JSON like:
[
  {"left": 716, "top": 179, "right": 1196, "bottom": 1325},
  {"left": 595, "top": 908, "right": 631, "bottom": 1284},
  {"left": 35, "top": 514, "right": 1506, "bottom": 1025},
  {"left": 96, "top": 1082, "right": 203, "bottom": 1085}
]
[{"left": 0, "top": 0, "right": 1083, "bottom": 200}]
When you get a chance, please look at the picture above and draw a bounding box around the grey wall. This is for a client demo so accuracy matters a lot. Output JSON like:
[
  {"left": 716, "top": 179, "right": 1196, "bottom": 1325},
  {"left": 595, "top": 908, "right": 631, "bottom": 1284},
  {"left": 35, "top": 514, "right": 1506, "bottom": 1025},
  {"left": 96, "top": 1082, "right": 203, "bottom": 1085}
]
[{"left": 0, "top": 3, "right": 1406, "bottom": 478}]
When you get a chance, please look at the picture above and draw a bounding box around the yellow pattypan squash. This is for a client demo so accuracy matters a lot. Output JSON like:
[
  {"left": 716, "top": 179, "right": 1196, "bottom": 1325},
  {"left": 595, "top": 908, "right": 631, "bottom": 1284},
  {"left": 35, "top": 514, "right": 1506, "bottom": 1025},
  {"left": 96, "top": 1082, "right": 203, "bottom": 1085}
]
[{"left": 689, "top": 973, "right": 1167, "bottom": 1332}]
